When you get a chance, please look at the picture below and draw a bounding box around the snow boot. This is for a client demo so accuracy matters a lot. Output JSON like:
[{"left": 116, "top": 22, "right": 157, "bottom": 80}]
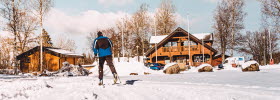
[
  {"left": 113, "top": 73, "right": 118, "bottom": 84},
  {"left": 98, "top": 79, "right": 103, "bottom": 86}
]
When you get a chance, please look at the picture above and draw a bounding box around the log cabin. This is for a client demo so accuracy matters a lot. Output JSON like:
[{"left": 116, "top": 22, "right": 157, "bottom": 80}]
[
  {"left": 145, "top": 27, "right": 218, "bottom": 66},
  {"left": 16, "top": 46, "right": 84, "bottom": 73}
]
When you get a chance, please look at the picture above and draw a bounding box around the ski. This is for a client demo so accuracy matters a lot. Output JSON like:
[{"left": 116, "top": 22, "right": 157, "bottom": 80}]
[
  {"left": 112, "top": 83, "right": 126, "bottom": 86},
  {"left": 99, "top": 84, "right": 105, "bottom": 88}
]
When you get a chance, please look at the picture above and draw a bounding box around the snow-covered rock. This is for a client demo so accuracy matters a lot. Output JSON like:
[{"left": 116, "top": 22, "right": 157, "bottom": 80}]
[
  {"left": 163, "top": 63, "right": 177, "bottom": 71},
  {"left": 187, "top": 63, "right": 212, "bottom": 72},
  {"left": 163, "top": 63, "right": 180, "bottom": 74},
  {"left": 241, "top": 60, "right": 259, "bottom": 69}
]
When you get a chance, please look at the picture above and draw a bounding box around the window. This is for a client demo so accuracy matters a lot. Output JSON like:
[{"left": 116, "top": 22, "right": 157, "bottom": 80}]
[
  {"left": 171, "top": 42, "right": 177, "bottom": 46},
  {"left": 164, "top": 42, "right": 171, "bottom": 47},
  {"left": 164, "top": 57, "right": 170, "bottom": 64},
  {"left": 184, "top": 41, "right": 197, "bottom": 46},
  {"left": 193, "top": 55, "right": 210, "bottom": 62}
]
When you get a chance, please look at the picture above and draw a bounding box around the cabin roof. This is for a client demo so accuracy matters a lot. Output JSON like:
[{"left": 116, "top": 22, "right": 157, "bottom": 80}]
[
  {"left": 213, "top": 54, "right": 230, "bottom": 59},
  {"left": 145, "top": 27, "right": 218, "bottom": 56},
  {"left": 47, "top": 48, "right": 83, "bottom": 56},
  {"left": 193, "top": 33, "right": 213, "bottom": 40},
  {"left": 16, "top": 46, "right": 84, "bottom": 60},
  {"left": 149, "top": 33, "right": 213, "bottom": 44},
  {"left": 150, "top": 35, "right": 168, "bottom": 44}
]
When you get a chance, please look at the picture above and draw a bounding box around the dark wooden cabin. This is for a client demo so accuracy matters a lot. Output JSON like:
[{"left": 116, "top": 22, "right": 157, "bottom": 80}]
[{"left": 16, "top": 46, "right": 84, "bottom": 73}]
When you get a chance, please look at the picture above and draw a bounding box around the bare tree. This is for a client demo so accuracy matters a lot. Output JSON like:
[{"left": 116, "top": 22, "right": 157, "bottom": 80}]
[
  {"left": 0, "top": 0, "right": 22, "bottom": 68},
  {"left": 17, "top": 11, "right": 39, "bottom": 53},
  {"left": 260, "top": 0, "right": 280, "bottom": 32},
  {"left": 131, "top": 3, "right": 152, "bottom": 59},
  {"left": 0, "top": 37, "right": 13, "bottom": 69},
  {"left": 54, "top": 34, "right": 77, "bottom": 52},
  {"left": 30, "top": 0, "right": 53, "bottom": 72},
  {"left": 116, "top": 15, "right": 134, "bottom": 59},
  {"left": 0, "top": 0, "right": 39, "bottom": 73},
  {"left": 213, "top": 0, "right": 246, "bottom": 61},
  {"left": 239, "top": 30, "right": 278, "bottom": 65},
  {"left": 155, "top": 0, "right": 177, "bottom": 35}
]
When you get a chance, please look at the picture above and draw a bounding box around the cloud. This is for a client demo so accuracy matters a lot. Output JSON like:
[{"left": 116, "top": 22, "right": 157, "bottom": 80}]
[
  {"left": 44, "top": 8, "right": 128, "bottom": 35},
  {"left": 44, "top": 8, "right": 130, "bottom": 53},
  {"left": 98, "top": 0, "right": 134, "bottom": 6},
  {"left": 44, "top": 8, "right": 192, "bottom": 53},
  {"left": 204, "top": 0, "right": 221, "bottom": 3}
]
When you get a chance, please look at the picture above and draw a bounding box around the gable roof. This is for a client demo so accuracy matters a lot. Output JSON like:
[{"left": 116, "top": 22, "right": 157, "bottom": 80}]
[
  {"left": 150, "top": 35, "right": 168, "bottom": 44},
  {"left": 145, "top": 27, "right": 218, "bottom": 56},
  {"left": 16, "top": 46, "right": 83, "bottom": 60},
  {"left": 192, "top": 33, "right": 213, "bottom": 41},
  {"left": 149, "top": 33, "right": 213, "bottom": 44}
]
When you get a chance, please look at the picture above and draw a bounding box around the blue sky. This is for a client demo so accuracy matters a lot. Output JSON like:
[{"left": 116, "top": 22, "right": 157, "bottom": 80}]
[{"left": 44, "top": 0, "right": 262, "bottom": 53}]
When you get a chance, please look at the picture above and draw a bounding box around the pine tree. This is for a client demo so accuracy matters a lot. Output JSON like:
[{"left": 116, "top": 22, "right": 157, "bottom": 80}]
[{"left": 42, "top": 29, "right": 53, "bottom": 47}]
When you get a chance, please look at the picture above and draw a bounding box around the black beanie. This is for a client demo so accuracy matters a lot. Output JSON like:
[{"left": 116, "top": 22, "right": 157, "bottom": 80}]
[{"left": 97, "top": 31, "right": 103, "bottom": 37}]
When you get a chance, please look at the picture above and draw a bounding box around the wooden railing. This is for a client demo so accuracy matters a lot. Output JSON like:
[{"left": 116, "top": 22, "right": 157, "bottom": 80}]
[{"left": 162, "top": 46, "right": 198, "bottom": 52}]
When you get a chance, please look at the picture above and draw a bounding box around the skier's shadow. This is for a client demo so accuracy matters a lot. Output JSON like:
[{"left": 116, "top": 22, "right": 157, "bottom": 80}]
[{"left": 125, "top": 80, "right": 140, "bottom": 85}]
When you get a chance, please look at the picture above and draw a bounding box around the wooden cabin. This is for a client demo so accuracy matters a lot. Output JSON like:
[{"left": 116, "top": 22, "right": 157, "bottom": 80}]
[
  {"left": 16, "top": 46, "right": 84, "bottom": 73},
  {"left": 145, "top": 27, "right": 218, "bottom": 66}
]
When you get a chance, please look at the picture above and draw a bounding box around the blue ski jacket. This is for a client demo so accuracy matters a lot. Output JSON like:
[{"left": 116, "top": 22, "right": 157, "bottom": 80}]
[{"left": 92, "top": 36, "right": 113, "bottom": 57}]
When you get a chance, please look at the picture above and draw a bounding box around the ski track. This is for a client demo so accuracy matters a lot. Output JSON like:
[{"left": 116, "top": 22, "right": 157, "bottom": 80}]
[{"left": 1, "top": 69, "right": 280, "bottom": 100}]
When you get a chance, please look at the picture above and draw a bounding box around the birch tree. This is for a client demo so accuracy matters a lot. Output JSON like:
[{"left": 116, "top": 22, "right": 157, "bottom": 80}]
[
  {"left": 213, "top": 0, "right": 246, "bottom": 61},
  {"left": 131, "top": 3, "right": 151, "bottom": 58},
  {"left": 30, "top": 0, "right": 53, "bottom": 71}
]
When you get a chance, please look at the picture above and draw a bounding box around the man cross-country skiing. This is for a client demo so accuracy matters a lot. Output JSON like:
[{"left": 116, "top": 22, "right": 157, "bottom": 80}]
[{"left": 93, "top": 31, "right": 118, "bottom": 85}]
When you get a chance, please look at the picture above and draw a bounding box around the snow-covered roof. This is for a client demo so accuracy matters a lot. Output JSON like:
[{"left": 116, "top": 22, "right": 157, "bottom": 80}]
[
  {"left": 192, "top": 33, "right": 213, "bottom": 40},
  {"left": 47, "top": 48, "right": 83, "bottom": 56},
  {"left": 150, "top": 35, "right": 168, "bottom": 44},
  {"left": 149, "top": 33, "right": 213, "bottom": 44}
]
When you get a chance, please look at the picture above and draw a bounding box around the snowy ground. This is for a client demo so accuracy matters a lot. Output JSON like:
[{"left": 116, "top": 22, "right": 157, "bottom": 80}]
[{"left": 1, "top": 64, "right": 280, "bottom": 100}]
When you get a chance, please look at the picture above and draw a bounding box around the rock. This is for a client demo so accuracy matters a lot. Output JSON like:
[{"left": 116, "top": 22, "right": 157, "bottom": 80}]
[
  {"left": 144, "top": 72, "right": 150, "bottom": 75},
  {"left": 163, "top": 64, "right": 180, "bottom": 74},
  {"left": 130, "top": 73, "right": 138, "bottom": 75},
  {"left": 178, "top": 63, "right": 188, "bottom": 71},
  {"left": 242, "top": 63, "right": 260, "bottom": 72},
  {"left": 198, "top": 66, "right": 213, "bottom": 72}
]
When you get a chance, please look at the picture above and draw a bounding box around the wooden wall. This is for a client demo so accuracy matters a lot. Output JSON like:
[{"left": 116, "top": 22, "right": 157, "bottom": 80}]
[
  {"left": 45, "top": 53, "right": 60, "bottom": 71},
  {"left": 19, "top": 51, "right": 82, "bottom": 73}
]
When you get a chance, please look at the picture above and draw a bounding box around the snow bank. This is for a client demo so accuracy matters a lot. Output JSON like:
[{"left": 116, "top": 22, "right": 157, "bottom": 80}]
[
  {"left": 89, "top": 60, "right": 161, "bottom": 76},
  {"left": 241, "top": 60, "right": 259, "bottom": 69},
  {"left": 260, "top": 64, "right": 280, "bottom": 70}
]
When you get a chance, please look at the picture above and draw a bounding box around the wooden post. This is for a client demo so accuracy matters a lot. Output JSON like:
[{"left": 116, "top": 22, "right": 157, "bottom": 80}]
[
  {"left": 190, "top": 54, "right": 193, "bottom": 66},
  {"left": 210, "top": 52, "right": 213, "bottom": 66}
]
